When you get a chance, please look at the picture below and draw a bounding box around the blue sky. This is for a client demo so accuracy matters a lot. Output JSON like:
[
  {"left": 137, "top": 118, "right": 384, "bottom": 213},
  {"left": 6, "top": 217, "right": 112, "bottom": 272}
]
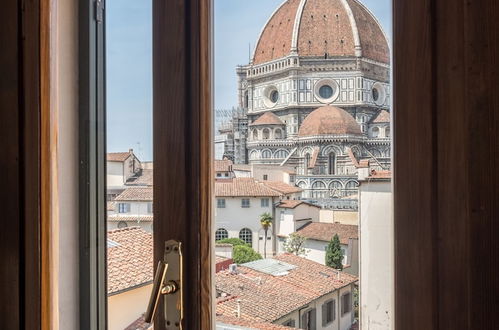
[{"left": 107, "top": 0, "right": 391, "bottom": 161}]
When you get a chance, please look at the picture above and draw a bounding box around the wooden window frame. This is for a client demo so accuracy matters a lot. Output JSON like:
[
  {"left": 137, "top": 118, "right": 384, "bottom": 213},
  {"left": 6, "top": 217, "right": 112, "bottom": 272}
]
[{"left": 1, "top": 0, "right": 498, "bottom": 329}]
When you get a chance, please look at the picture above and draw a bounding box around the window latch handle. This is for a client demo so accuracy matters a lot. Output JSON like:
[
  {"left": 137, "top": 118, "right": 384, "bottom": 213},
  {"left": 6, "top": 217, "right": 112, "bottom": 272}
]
[{"left": 145, "top": 240, "right": 183, "bottom": 328}]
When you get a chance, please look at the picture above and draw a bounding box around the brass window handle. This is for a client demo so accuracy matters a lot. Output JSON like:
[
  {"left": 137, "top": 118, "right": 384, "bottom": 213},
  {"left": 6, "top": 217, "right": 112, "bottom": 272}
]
[{"left": 145, "top": 241, "right": 183, "bottom": 328}]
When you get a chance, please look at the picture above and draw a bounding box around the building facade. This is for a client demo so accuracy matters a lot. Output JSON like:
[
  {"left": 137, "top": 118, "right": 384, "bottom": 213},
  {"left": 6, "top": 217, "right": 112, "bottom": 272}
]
[{"left": 219, "top": 0, "right": 392, "bottom": 203}]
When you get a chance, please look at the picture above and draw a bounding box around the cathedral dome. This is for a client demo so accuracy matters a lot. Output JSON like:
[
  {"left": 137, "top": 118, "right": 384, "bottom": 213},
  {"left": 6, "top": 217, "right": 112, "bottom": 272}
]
[
  {"left": 298, "top": 105, "right": 362, "bottom": 137},
  {"left": 252, "top": 0, "right": 389, "bottom": 65}
]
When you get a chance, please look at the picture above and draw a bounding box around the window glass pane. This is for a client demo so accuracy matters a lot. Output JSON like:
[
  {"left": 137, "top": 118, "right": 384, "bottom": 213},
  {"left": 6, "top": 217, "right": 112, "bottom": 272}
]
[
  {"left": 213, "top": 0, "right": 392, "bottom": 329},
  {"left": 106, "top": 0, "right": 154, "bottom": 328}
]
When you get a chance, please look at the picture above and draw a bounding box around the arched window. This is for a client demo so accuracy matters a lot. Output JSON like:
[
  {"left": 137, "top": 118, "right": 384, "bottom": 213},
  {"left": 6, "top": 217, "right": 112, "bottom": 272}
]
[
  {"left": 262, "top": 128, "right": 270, "bottom": 140},
  {"left": 249, "top": 150, "right": 259, "bottom": 160},
  {"left": 244, "top": 91, "right": 249, "bottom": 108},
  {"left": 312, "top": 181, "right": 327, "bottom": 198},
  {"left": 252, "top": 129, "right": 258, "bottom": 140},
  {"left": 239, "top": 228, "right": 253, "bottom": 245},
  {"left": 274, "top": 128, "right": 282, "bottom": 139},
  {"left": 372, "top": 127, "right": 380, "bottom": 138},
  {"left": 345, "top": 181, "right": 358, "bottom": 197},
  {"left": 328, "top": 152, "right": 336, "bottom": 175},
  {"left": 274, "top": 150, "right": 288, "bottom": 159},
  {"left": 370, "top": 149, "right": 382, "bottom": 158},
  {"left": 215, "top": 228, "right": 229, "bottom": 241},
  {"left": 312, "top": 181, "right": 326, "bottom": 189},
  {"left": 385, "top": 127, "right": 391, "bottom": 138},
  {"left": 261, "top": 150, "right": 272, "bottom": 159}
]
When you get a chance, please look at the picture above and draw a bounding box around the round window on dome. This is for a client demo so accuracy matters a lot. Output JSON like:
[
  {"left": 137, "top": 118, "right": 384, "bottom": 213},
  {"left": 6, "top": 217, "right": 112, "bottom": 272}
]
[
  {"left": 372, "top": 88, "right": 379, "bottom": 101},
  {"left": 270, "top": 90, "right": 279, "bottom": 103},
  {"left": 319, "top": 85, "right": 334, "bottom": 99},
  {"left": 263, "top": 86, "right": 279, "bottom": 108},
  {"left": 371, "top": 82, "right": 386, "bottom": 106},
  {"left": 314, "top": 78, "right": 339, "bottom": 103}
]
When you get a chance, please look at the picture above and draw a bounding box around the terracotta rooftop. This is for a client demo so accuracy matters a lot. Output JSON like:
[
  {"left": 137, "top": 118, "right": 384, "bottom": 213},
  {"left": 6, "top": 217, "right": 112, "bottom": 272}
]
[
  {"left": 107, "top": 151, "right": 132, "bottom": 162},
  {"left": 125, "top": 169, "right": 153, "bottom": 186},
  {"left": 215, "top": 159, "right": 233, "bottom": 172},
  {"left": 216, "top": 253, "right": 357, "bottom": 323},
  {"left": 216, "top": 315, "right": 294, "bottom": 330},
  {"left": 124, "top": 315, "right": 152, "bottom": 330},
  {"left": 262, "top": 181, "right": 302, "bottom": 195},
  {"left": 107, "top": 202, "right": 116, "bottom": 211},
  {"left": 115, "top": 187, "right": 153, "bottom": 201},
  {"left": 232, "top": 164, "right": 252, "bottom": 172},
  {"left": 249, "top": 112, "right": 285, "bottom": 126},
  {"left": 252, "top": 0, "right": 389, "bottom": 65},
  {"left": 372, "top": 110, "right": 391, "bottom": 123},
  {"left": 298, "top": 106, "right": 362, "bottom": 137},
  {"left": 368, "top": 169, "right": 392, "bottom": 179},
  {"left": 107, "top": 227, "right": 153, "bottom": 295},
  {"left": 277, "top": 200, "right": 320, "bottom": 209},
  {"left": 215, "top": 178, "right": 281, "bottom": 197},
  {"left": 296, "top": 222, "right": 358, "bottom": 244},
  {"left": 107, "top": 215, "right": 153, "bottom": 222}
]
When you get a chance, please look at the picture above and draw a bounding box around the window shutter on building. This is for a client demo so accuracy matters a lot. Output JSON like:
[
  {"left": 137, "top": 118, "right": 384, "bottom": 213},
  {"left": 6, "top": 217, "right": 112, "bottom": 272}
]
[
  {"left": 310, "top": 308, "right": 316, "bottom": 329},
  {"left": 301, "top": 311, "right": 308, "bottom": 329},
  {"left": 322, "top": 303, "right": 328, "bottom": 326}
]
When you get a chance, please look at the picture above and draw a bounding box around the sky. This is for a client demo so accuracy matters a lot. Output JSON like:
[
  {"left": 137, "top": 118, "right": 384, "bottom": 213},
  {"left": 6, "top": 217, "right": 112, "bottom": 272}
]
[{"left": 106, "top": 0, "right": 391, "bottom": 161}]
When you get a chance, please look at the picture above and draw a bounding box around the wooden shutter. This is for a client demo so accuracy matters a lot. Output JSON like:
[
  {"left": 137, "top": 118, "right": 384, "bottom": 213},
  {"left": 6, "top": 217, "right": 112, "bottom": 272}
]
[{"left": 322, "top": 303, "right": 328, "bottom": 326}]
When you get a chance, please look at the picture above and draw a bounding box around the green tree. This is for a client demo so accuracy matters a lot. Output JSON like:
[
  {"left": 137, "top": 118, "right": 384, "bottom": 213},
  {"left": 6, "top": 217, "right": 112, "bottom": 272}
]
[
  {"left": 283, "top": 233, "right": 308, "bottom": 256},
  {"left": 216, "top": 238, "right": 249, "bottom": 247},
  {"left": 260, "top": 212, "right": 273, "bottom": 258},
  {"left": 325, "top": 234, "right": 343, "bottom": 270},
  {"left": 232, "top": 245, "right": 263, "bottom": 264}
]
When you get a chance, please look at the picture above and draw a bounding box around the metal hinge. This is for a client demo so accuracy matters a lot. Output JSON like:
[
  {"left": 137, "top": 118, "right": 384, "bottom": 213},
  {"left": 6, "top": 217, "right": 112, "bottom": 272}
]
[{"left": 95, "top": 0, "right": 104, "bottom": 23}]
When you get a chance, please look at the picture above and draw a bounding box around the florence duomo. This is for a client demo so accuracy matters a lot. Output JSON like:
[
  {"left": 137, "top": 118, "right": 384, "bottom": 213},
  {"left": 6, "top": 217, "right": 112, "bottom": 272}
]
[{"left": 217, "top": 0, "right": 391, "bottom": 203}]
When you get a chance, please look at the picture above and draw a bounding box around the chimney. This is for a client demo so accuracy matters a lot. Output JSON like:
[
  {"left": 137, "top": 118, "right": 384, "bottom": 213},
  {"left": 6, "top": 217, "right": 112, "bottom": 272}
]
[{"left": 129, "top": 148, "right": 133, "bottom": 154}]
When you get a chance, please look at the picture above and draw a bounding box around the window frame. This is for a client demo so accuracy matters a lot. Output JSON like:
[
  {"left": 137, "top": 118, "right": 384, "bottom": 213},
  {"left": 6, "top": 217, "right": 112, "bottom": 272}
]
[
  {"left": 217, "top": 198, "right": 226, "bottom": 208},
  {"left": 241, "top": 198, "right": 250, "bottom": 208},
  {"left": 322, "top": 298, "right": 336, "bottom": 326}
]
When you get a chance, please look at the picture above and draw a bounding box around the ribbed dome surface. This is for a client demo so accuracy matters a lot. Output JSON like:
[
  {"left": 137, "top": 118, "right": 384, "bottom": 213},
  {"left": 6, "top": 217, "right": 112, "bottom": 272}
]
[
  {"left": 252, "top": 0, "right": 389, "bottom": 65},
  {"left": 298, "top": 106, "right": 362, "bottom": 137}
]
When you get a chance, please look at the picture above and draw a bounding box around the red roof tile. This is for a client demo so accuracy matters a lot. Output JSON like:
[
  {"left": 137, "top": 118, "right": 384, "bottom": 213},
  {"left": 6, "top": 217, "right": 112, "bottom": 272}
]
[
  {"left": 107, "top": 152, "right": 132, "bottom": 162},
  {"left": 299, "top": 106, "right": 362, "bottom": 137},
  {"left": 107, "top": 227, "right": 153, "bottom": 294},
  {"left": 124, "top": 315, "right": 152, "bottom": 330},
  {"left": 253, "top": 0, "right": 389, "bottom": 65},
  {"left": 217, "top": 315, "right": 294, "bottom": 329},
  {"left": 368, "top": 169, "right": 392, "bottom": 179},
  {"left": 372, "top": 110, "right": 390, "bottom": 123},
  {"left": 216, "top": 254, "right": 357, "bottom": 323},
  {"left": 126, "top": 169, "right": 153, "bottom": 186},
  {"left": 249, "top": 112, "right": 285, "bottom": 126},
  {"left": 107, "top": 215, "right": 153, "bottom": 222},
  {"left": 215, "top": 159, "right": 233, "bottom": 172},
  {"left": 262, "top": 181, "right": 302, "bottom": 195},
  {"left": 215, "top": 178, "right": 281, "bottom": 197},
  {"left": 296, "top": 222, "right": 358, "bottom": 244},
  {"left": 277, "top": 200, "right": 320, "bottom": 209},
  {"left": 115, "top": 187, "right": 153, "bottom": 201}
]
